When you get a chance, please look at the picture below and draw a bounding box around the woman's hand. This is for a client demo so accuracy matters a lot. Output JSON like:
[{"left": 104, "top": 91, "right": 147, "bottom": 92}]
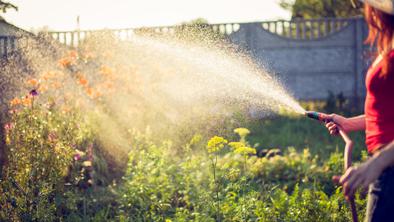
[
  {"left": 325, "top": 114, "right": 366, "bottom": 135},
  {"left": 325, "top": 114, "right": 349, "bottom": 135},
  {"left": 333, "top": 157, "right": 385, "bottom": 200}
]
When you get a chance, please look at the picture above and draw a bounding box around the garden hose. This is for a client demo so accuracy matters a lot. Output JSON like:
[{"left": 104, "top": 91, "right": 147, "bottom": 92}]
[{"left": 305, "top": 111, "right": 358, "bottom": 222}]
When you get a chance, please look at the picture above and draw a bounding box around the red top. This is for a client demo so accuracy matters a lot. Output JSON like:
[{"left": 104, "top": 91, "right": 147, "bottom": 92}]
[{"left": 365, "top": 52, "right": 394, "bottom": 153}]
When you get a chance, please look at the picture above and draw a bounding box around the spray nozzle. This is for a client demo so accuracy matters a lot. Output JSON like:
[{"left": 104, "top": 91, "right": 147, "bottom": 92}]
[{"left": 304, "top": 111, "right": 332, "bottom": 123}]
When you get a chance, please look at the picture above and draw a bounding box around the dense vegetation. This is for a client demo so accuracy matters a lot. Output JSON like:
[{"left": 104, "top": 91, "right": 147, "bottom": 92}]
[{"left": 0, "top": 49, "right": 367, "bottom": 221}]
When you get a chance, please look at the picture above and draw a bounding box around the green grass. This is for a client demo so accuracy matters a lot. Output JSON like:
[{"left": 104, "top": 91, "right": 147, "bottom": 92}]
[{"left": 244, "top": 115, "right": 366, "bottom": 161}]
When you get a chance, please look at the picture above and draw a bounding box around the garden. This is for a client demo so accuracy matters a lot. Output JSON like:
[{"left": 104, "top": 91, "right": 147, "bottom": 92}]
[{"left": 0, "top": 33, "right": 367, "bottom": 222}]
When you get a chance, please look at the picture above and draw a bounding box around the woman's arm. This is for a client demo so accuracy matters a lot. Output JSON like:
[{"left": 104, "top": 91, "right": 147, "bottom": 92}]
[
  {"left": 335, "top": 140, "right": 394, "bottom": 199},
  {"left": 326, "top": 114, "right": 365, "bottom": 134}
]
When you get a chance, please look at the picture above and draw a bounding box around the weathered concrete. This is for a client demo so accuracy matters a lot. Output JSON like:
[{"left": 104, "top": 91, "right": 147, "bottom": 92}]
[
  {"left": 1, "top": 18, "right": 372, "bottom": 104},
  {"left": 228, "top": 18, "right": 370, "bottom": 105}
]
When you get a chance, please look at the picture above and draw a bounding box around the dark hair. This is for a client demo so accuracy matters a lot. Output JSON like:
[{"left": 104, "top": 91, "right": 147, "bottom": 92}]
[{"left": 364, "top": 4, "right": 394, "bottom": 77}]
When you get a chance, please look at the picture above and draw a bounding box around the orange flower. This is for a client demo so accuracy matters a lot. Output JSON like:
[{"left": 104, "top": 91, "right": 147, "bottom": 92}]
[
  {"left": 9, "top": 97, "right": 21, "bottom": 106},
  {"left": 41, "top": 71, "right": 55, "bottom": 80},
  {"left": 93, "top": 91, "right": 102, "bottom": 98},
  {"left": 38, "top": 84, "right": 48, "bottom": 93},
  {"left": 52, "top": 82, "right": 62, "bottom": 88},
  {"left": 78, "top": 76, "right": 88, "bottom": 86},
  {"left": 27, "top": 78, "right": 39, "bottom": 87},
  {"left": 85, "top": 87, "right": 93, "bottom": 97},
  {"left": 99, "top": 66, "right": 113, "bottom": 76},
  {"left": 69, "top": 50, "right": 78, "bottom": 59},
  {"left": 58, "top": 58, "right": 72, "bottom": 68},
  {"left": 21, "top": 96, "right": 32, "bottom": 106},
  {"left": 61, "top": 106, "right": 71, "bottom": 114}
]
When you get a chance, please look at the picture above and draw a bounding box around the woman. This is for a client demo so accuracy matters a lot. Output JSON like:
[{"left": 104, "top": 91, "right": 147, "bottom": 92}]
[{"left": 327, "top": 0, "right": 394, "bottom": 221}]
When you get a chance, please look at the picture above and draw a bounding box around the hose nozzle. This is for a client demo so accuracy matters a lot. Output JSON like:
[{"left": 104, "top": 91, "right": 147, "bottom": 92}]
[{"left": 305, "top": 111, "right": 332, "bottom": 123}]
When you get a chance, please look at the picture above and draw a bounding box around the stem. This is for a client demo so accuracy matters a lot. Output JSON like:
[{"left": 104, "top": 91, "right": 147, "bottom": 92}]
[
  {"left": 214, "top": 155, "right": 221, "bottom": 222},
  {"left": 211, "top": 155, "right": 220, "bottom": 222},
  {"left": 243, "top": 155, "right": 247, "bottom": 220}
]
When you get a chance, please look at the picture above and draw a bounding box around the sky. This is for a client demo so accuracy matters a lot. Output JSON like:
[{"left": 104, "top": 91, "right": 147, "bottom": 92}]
[{"left": 3, "top": 0, "right": 290, "bottom": 32}]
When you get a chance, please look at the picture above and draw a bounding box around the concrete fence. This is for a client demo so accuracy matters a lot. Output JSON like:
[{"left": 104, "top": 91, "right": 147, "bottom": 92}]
[
  {"left": 1, "top": 17, "right": 372, "bottom": 105},
  {"left": 0, "top": 36, "right": 17, "bottom": 58}
]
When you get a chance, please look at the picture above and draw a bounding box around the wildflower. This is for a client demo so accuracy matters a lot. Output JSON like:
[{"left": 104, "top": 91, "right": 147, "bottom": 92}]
[
  {"left": 73, "top": 153, "right": 81, "bottom": 161},
  {"left": 206, "top": 136, "right": 227, "bottom": 154},
  {"left": 99, "top": 66, "right": 113, "bottom": 76},
  {"left": 52, "top": 82, "right": 62, "bottom": 89},
  {"left": 58, "top": 58, "right": 72, "bottom": 68},
  {"left": 27, "top": 78, "right": 39, "bottom": 87},
  {"left": 234, "top": 128, "right": 250, "bottom": 138},
  {"left": 226, "top": 168, "right": 240, "bottom": 181},
  {"left": 83, "top": 160, "right": 92, "bottom": 167},
  {"left": 29, "top": 89, "right": 38, "bottom": 97},
  {"left": 190, "top": 134, "right": 202, "bottom": 145},
  {"left": 9, "top": 97, "right": 21, "bottom": 106},
  {"left": 61, "top": 106, "right": 71, "bottom": 113},
  {"left": 234, "top": 146, "right": 256, "bottom": 156},
  {"left": 78, "top": 76, "right": 88, "bottom": 86},
  {"left": 21, "top": 96, "right": 32, "bottom": 106},
  {"left": 48, "top": 132, "right": 57, "bottom": 143},
  {"left": 228, "top": 142, "right": 244, "bottom": 150},
  {"left": 93, "top": 90, "right": 102, "bottom": 98},
  {"left": 5, "top": 135, "right": 10, "bottom": 145},
  {"left": 38, "top": 84, "right": 48, "bottom": 93},
  {"left": 4, "top": 122, "right": 13, "bottom": 131},
  {"left": 69, "top": 50, "right": 78, "bottom": 59},
  {"left": 41, "top": 71, "right": 55, "bottom": 80},
  {"left": 85, "top": 87, "right": 94, "bottom": 97},
  {"left": 8, "top": 109, "right": 18, "bottom": 114}
]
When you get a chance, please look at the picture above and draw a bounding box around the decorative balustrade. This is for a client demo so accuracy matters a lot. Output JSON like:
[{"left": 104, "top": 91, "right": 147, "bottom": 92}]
[
  {"left": 48, "top": 23, "right": 243, "bottom": 47},
  {"left": 47, "top": 18, "right": 355, "bottom": 47},
  {"left": 261, "top": 18, "right": 351, "bottom": 40},
  {"left": 0, "top": 36, "right": 17, "bottom": 57},
  {"left": 0, "top": 18, "right": 359, "bottom": 57}
]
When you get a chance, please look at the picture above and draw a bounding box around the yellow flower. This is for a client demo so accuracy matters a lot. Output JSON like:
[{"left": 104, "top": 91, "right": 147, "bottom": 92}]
[
  {"left": 5, "top": 135, "right": 10, "bottom": 145},
  {"left": 228, "top": 142, "right": 244, "bottom": 150},
  {"left": 234, "top": 146, "right": 256, "bottom": 156},
  {"left": 234, "top": 128, "right": 250, "bottom": 138},
  {"left": 190, "top": 134, "right": 202, "bottom": 145},
  {"left": 225, "top": 168, "right": 240, "bottom": 181},
  {"left": 206, "top": 136, "right": 227, "bottom": 154},
  {"left": 83, "top": 160, "right": 92, "bottom": 167}
]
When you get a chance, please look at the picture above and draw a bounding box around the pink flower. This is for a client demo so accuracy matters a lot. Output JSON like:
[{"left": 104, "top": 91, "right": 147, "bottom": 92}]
[
  {"left": 48, "top": 132, "right": 57, "bottom": 142},
  {"left": 4, "top": 123, "right": 13, "bottom": 131},
  {"left": 73, "top": 153, "right": 81, "bottom": 161}
]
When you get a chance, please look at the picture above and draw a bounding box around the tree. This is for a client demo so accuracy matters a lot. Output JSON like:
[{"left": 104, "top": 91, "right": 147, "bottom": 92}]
[
  {"left": 0, "top": 1, "right": 17, "bottom": 14},
  {"left": 279, "top": 0, "right": 362, "bottom": 19}
]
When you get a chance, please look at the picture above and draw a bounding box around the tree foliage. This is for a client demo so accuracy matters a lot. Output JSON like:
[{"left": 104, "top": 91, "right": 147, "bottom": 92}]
[
  {"left": 279, "top": 0, "right": 362, "bottom": 19},
  {"left": 0, "top": 1, "right": 17, "bottom": 14}
]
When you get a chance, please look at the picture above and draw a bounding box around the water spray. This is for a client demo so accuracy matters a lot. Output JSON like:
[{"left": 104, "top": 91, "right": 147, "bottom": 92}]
[{"left": 305, "top": 111, "right": 358, "bottom": 222}]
